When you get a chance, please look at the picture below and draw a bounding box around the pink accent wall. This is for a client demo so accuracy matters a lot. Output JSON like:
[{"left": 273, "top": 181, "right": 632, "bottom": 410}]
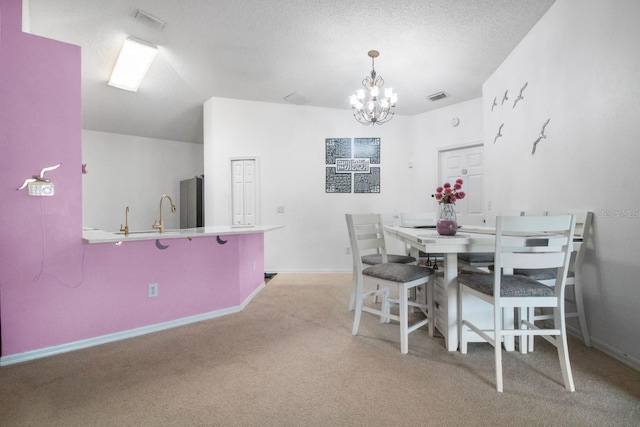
[{"left": 0, "top": 0, "right": 265, "bottom": 358}]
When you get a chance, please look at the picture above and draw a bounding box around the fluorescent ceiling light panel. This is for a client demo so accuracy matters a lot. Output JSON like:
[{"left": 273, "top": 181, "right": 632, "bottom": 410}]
[{"left": 108, "top": 36, "right": 158, "bottom": 92}]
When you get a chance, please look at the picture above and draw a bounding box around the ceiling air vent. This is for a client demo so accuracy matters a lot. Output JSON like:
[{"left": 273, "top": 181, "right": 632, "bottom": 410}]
[
  {"left": 427, "top": 91, "right": 449, "bottom": 102},
  {"left": 134, "top": 10, "right": 166, "bottom": 31},
  {"left": 283, "top": 92, "right": 312, "bottom": 105}
]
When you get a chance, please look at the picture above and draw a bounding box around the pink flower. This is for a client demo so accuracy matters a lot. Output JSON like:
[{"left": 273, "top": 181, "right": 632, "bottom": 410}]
[{"left": 433, "top": 178, "right": 466, "bottom": 204}]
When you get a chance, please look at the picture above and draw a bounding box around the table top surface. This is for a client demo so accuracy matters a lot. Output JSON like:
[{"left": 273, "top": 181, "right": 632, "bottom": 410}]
[
  {"left": 384, "top": 225, "right": 567, "bottom": 252},
  {"left": 385, "top": 225, "right": 494, "bottom": 243}
]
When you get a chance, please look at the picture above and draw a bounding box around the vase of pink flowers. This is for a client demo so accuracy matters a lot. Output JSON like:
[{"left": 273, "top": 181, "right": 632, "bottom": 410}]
[{"left": 433, "top": 178, "right": 466, "bottom": 236}]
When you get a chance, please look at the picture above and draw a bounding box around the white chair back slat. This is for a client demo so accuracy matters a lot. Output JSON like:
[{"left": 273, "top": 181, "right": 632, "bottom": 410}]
[{"left": 499, "top": 252, "right": 567, "bottom": 270}]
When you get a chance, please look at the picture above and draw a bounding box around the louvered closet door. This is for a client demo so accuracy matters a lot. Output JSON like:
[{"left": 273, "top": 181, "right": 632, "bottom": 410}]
[{"left": 231, "top": 159, "right": 257, "bottom": 225}]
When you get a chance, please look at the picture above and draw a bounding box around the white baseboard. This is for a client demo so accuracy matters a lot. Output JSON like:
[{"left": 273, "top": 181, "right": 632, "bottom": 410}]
[
  {"left": 240, "top": 281, "right": 265, "bottom": 310},
  {"left": 566, "top": 324, "right": 640, "bottom": 372},
  {"left": 0, "top": 282, "right": 266, "bottom": 367},
  {"left": 265, "top": 269, "right": 352, "bottom": 274},
  {"left": 588, "top": 337, "right": 640, "bottom": 372}
]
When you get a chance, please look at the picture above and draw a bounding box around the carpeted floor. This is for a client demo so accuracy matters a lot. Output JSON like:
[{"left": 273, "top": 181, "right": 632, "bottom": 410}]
[{"left": 0, "top": 273, "right": 638, "bottom": 426}]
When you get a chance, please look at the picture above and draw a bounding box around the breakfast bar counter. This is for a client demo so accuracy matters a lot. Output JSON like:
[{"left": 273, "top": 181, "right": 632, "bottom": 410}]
[{"left": 83, "top": 225, "right": 283, "bottom": 244}]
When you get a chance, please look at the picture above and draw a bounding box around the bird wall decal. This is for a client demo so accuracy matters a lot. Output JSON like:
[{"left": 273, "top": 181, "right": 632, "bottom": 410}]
[
  {"left": 493, "top": 123, "right": 504, "bottom": 144},
  {"left": 17, "top": 163, "right": 61, "bottom": 190},
  {"left": 531, "top": 118, "right": 551, "bottom": 155},
  {"left": 491, "top": 96, "right": 498, "bottom": 111},
  {"left": 501, "top": 90, "right": 509, "bottom": 105},
  {"left": 513, "top": 82, "right": 528, "bottom": 108}
]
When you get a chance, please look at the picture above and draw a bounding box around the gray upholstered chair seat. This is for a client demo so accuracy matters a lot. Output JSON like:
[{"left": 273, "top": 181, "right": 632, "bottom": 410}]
[
  {"left": 361, "top": 254, "right": 415, "bottom": 265},
  {"left": 458, "top": 253, "right": 495, "bottom": 264},
  {"left": 458, "top": 272, "right": 555, "bottom": 297},
  {"left": 363, "top": 263, "right": 433, "bottom": 283}
]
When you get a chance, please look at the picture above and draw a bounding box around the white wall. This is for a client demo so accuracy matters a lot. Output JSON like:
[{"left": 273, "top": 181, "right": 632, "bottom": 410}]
[
  {"left": 483, "top": 0, "right": 640, "bottom": 367},
  {"left": 203, "top": 97, "right": 483, "bottom": 273},
  {"left": 82, "top": 130, "right": 204, "bottom": 232}
]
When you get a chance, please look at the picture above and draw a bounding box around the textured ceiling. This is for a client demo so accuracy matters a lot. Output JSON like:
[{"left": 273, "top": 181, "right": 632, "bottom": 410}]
[{"left": 27, "top": 0, "right": 555, "bottom": 144}]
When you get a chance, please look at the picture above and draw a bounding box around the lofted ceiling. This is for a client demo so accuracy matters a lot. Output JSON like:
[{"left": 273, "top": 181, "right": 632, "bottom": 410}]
[{"left": 27, "top": 0, "right": 555, "bottom": 144}]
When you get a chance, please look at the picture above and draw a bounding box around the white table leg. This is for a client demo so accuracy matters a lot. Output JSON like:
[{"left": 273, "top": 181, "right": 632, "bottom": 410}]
[{"left": 444, "top": 253, "right": 459, "bottom": 352}]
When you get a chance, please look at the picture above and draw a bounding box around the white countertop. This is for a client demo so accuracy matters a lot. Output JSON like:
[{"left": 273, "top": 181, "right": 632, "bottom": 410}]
[{"left": 83, "top": 225, "right": 284, "bottom": 244}]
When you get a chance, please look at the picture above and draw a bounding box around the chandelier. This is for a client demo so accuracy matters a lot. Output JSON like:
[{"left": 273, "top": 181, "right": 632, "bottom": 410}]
[{"left": 349, "top": 50, "right": 397, "bottom": 125}]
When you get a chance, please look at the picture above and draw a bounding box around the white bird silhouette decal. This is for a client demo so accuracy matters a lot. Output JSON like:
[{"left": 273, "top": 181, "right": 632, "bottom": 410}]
[
  {"left": 493, "top": 123, "right": 504, "bottom": 144},
  {"left": 17, "top": 163, "right": 61, "bottom": 190},
  {"left": 491, "top": 96, "right": 498, "bottom": 111},
  {"left": 531, "top": 118, "right": 551, "bottom": 155},
  {"left": 501, "top": 90, "right": 509, "bottom": 105},
  {"left": 513, "top": 82, "right": 528, "bottom": 108}
]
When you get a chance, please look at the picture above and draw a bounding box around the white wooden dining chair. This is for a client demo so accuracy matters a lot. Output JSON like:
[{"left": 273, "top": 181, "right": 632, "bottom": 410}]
[
  {"left": 458, "top": 214, "right": 577, "bottom": 392},
  {"left": 346, "top": 213, "right": 435, "bottom": 354},
  {"left": 515, "top": 211, "right": 594, "bottom": 349},
  {"left": 348, "top": 214, "right": 417, "bottom": 311}
]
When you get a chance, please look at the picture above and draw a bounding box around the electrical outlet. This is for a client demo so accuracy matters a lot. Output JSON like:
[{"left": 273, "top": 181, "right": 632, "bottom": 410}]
[
  {"left": 277, "top": 206, "right": 285, "bottom": 213},
  {"left": 345, "top": 247, "right": 351, "bottom": 254},
  {"left": 28, "top": 182, "right": 54, "bottom": 196},
  {"left": 148, "top": 283, "right": 158, "bottom": 298}
]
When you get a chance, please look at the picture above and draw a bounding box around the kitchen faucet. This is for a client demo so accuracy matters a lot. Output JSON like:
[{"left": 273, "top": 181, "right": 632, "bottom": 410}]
[
  {"left": 120, "top": 206, "right": 130, "bottom": 235},
  {"left": 152, "top": 194, "right": 176, "bottom": 233}
]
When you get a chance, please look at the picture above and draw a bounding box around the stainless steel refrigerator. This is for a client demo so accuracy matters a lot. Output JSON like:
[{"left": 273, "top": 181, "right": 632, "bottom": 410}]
[{"left": 180, "top": 176, "right": 204, "bottom": 228}]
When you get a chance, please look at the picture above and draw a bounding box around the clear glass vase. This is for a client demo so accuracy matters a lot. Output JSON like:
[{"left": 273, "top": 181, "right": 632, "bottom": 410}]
[{"left": 437, "top": 203, "right": 458, "bottom": 236}]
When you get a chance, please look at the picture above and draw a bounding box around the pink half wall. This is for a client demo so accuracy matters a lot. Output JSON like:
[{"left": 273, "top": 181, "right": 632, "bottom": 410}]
[{"left": 0, "top": 0, "right": 265, "bottom": 361}]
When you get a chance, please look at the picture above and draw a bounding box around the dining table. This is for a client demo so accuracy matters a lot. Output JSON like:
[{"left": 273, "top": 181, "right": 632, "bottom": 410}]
[{"left": 384, "top": 225, "right": 515, "bottom": 352}]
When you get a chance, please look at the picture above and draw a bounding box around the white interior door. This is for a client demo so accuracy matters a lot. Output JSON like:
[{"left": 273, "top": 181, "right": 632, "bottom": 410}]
[
  {"left": 439, "top": 144, "right": 485, "bottom": 226},
  {"left": 231, "top": 159, "right": 257, "bottom": 225}
]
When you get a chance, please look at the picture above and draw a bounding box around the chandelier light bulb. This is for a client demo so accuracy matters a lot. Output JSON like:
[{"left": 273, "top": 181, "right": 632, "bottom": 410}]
[{"left": 350, "top": 50, "right": 397, "bottom": 125}]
